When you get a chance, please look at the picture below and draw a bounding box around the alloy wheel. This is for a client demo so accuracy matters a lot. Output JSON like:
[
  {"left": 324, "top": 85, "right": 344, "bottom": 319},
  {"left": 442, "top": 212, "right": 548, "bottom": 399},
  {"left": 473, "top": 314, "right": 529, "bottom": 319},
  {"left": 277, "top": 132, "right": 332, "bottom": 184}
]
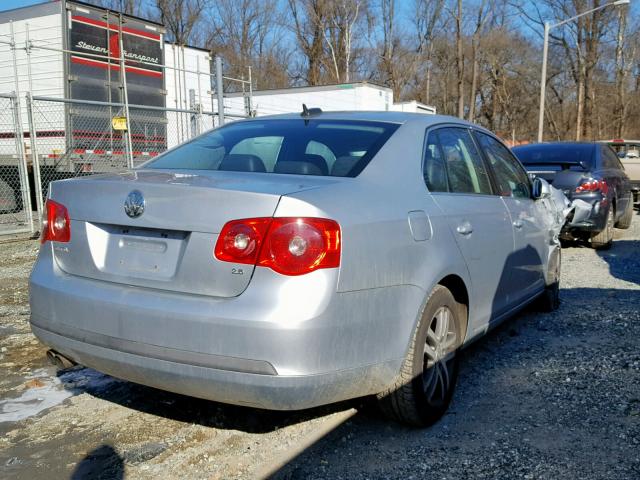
[{"left": 422, "top": 306, "right": 458, "bottom": 406}]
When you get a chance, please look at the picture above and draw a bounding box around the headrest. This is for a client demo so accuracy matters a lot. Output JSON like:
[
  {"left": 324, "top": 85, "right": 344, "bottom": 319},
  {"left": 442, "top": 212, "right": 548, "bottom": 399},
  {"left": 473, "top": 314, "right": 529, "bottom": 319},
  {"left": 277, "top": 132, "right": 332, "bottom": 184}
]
[
  {"left": 273, "top": 153, "right": 329, "bottom": 176},
  {"left": 330, "top": 155, "right": 360, "bottom": 176},
  {"left": 218, "top": 154, "right": 266, "bottom": 173},
  {"left": 274, "top": 161, "right": 324, "bottom": 176}
]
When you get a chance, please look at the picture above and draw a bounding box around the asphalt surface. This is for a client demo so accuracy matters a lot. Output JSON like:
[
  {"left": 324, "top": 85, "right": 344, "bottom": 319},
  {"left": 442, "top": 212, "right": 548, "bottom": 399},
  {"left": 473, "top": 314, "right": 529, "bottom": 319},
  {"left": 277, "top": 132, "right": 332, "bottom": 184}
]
[{"left": 0, "top": 211, "right": 639, "bottom": 479}]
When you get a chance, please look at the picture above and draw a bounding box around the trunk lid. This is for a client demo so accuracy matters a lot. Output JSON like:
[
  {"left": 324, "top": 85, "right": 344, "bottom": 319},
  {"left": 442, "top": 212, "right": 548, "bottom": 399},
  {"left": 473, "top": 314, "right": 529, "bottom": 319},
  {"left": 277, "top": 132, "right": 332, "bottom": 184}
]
[
  {"left": 49, "top": 169, "right": 337, "bottom": 297},
  {"left": 525, "top": 162, "right": 589, "bottom": 196}
]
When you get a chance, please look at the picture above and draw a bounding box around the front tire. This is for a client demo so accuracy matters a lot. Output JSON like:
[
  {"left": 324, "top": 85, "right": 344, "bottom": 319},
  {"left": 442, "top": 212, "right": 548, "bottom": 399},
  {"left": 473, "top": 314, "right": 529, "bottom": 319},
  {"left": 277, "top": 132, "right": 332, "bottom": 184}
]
[
  {"left": 377, "top": 285, "right": 463, "bottom": 427},
  {"left": 537, "top": 281, "right": 560, "bottom": 312},
  {"left": 591, "top": 206, "right": 614, "bottom": 250}
]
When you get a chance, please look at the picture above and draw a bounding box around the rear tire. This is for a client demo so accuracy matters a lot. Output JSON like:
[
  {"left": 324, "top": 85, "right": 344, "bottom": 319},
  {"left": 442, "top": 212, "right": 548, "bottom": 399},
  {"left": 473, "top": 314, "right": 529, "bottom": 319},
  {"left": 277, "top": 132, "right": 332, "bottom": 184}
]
[
  {"left": 615, "top": 201, "right": 633, "bottom": 229},
  {"left": 591, "top": 206, "right": 614, "bottom": 250},
  {"left": 377, "top": 285, "right": 463, "bottom": 427}
]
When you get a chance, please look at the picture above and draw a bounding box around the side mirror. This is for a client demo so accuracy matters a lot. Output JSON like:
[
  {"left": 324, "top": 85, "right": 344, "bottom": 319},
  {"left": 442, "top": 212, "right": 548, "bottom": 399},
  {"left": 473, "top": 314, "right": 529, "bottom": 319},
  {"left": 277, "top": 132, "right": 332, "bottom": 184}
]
[{"left": 531, "top": 176, "right": 551, "bottom": 200}]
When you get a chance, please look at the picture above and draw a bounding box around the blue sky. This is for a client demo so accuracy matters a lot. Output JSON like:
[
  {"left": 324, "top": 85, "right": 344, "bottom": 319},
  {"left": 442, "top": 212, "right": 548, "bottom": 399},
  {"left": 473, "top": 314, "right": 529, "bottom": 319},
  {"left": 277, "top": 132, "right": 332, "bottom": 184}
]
[
  {"left": 3, "top": 0, "right": 45, "bottom": 10},
  {"left": 2, "top": 0, "right": 638, "bottom": 45}
]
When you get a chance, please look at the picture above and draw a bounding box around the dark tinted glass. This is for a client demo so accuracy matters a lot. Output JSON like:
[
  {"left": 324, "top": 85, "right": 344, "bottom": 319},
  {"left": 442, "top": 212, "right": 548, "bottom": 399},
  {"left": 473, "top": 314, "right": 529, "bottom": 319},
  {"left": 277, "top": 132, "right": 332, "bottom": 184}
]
[
  {"left": 601, "top": 146, "right": 623, "bottom": 170},
  {"left": 144, "top": 119, "right": 399, "bottom": 177},
  {"left": 513, "top": 144, "right": 595, "bottom": 170},
  {"left": 475, "top": 132, "right": 531, "bottom": 198},
  {"left": 434, "top": 128, "right": 492, "bottom": 194},
  {"left": 423, "top": 130, "right": 449, "bottom": 192}
]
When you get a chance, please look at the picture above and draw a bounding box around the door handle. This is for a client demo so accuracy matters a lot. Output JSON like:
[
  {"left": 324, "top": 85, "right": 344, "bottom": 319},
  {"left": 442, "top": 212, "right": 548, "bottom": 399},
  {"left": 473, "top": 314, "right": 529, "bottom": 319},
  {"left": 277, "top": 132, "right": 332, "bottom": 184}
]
[
  {"left": 456, "top": 222, "right": 473, "bottom": 236},
  {"left": 513, "top": 220, "right": 523, "bottom": 229}
]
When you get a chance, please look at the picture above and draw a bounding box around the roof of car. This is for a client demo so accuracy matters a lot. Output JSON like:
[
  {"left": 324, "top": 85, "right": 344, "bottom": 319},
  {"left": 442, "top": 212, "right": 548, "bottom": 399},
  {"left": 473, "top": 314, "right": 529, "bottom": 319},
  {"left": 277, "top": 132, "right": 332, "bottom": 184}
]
[
  {"left": 513, "top": 141, "right": 598, "bottom": 149},
  {"left": 242, "top": 111, "right": 473, "bottom": 126}
]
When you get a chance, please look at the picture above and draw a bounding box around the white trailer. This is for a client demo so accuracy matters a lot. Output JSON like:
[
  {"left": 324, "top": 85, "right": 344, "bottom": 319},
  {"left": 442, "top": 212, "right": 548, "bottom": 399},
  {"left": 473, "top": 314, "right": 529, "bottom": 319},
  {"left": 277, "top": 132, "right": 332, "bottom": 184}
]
[
  {"left": 223, "top": 82, "right": 435, "bottom": 118},
  {"left": 0, "top": 0, "right": 213, "bottom": 168},
  {"left": 390, "top": 101, "right": 436, "bottom": 114}
]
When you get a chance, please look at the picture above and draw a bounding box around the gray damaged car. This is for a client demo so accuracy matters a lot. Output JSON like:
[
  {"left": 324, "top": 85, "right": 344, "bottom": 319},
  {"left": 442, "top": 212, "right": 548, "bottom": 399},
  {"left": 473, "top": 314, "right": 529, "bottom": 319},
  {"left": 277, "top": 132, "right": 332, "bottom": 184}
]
[{"left": 30, "top": 112, "right": 567, "bottom": 426}]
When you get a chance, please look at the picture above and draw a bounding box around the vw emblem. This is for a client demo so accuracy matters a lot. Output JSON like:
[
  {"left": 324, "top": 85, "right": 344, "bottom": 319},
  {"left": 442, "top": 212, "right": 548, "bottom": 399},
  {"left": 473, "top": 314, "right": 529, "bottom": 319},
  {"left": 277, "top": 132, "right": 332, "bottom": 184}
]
[{"left": 124, "top": 190, "right": 145, "bottom": 218}]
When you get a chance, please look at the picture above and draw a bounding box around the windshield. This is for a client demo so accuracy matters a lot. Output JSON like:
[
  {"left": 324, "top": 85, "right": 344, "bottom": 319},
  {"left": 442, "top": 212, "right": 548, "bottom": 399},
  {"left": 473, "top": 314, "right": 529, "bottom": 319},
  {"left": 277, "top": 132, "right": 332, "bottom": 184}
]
[
  {"left": 144, "top": 119, "right": 400, "bottom": 177},
  {"left": 513, "top": 144, "right": 595, "bottom": 170}
]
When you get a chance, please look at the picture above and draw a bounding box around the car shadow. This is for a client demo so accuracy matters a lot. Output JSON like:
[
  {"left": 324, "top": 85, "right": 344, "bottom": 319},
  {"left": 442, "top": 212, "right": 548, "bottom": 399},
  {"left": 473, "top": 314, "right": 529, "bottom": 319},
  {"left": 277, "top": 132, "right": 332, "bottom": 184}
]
[
  {"left": 56, "top": 365, "right": 361, "bottom": 434},
  {"left": 596, "top": 239, "right": 640, "bottom": 285},
  {"left": 70, "top": 444, "right": 124, "bottom": 480},
  {"left": 55, "top": 286, "right": 640, "bottom": 478},
  {"left": 269, "top": 286, "right": 640, "bottom": 478}
]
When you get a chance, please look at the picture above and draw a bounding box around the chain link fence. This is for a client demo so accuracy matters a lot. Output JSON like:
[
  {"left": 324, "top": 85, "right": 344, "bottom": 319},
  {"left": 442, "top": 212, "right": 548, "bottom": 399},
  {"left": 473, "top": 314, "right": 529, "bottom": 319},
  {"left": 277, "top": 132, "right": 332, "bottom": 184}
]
[
  {"left": 0, "top": 93, "right": 34, "bottom": 236},
  {"left": 0, "top": 92, "right": 237, "bottom": 238},
  {"left": 0, "top": 14, "right": 251, "bottom": 238},
  {"left": 28, "top": 96, "right": 223, "bottom": 219}
]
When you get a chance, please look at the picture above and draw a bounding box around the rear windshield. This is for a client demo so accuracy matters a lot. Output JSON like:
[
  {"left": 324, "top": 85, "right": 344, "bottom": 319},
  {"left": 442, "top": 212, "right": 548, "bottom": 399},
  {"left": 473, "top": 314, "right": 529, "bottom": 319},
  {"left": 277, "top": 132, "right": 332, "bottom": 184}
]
[
  {"left": 513, "top": 144, "right": 595, "bottom": 170},
  {"left": 144, "top": 119, "right": 400, "bottom": 177}
]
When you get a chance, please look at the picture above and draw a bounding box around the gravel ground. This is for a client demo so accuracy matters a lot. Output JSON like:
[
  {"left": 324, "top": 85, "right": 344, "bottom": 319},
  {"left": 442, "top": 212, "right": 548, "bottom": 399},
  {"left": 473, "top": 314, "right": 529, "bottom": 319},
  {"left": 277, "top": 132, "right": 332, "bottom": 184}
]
[{"left": 1, "top": 212, "right": 639, "bottom": 479}]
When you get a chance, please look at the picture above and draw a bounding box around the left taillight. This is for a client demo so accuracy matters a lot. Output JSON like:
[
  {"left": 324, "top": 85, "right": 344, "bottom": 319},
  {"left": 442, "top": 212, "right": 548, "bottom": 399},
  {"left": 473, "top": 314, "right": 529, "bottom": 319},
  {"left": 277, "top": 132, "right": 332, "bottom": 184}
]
[
  {"left": 41, "top": 199, "right": 70, "bottom": 244},
  {"left": 214, "top": 217, "right": 341, "bottom": 276}
]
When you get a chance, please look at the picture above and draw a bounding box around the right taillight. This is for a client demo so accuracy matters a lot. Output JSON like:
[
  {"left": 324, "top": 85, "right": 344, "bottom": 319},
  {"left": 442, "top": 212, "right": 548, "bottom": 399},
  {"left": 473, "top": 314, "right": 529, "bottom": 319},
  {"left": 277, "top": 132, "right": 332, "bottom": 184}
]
[
  {"left": 214, "top": 217, "right": 341, "bottom": 276},
  {"left": 575, "top": 178, "right": 608, "bottom": 194},
  {"left": 41, "top": 199, "right": 71, "bottom": 244}
]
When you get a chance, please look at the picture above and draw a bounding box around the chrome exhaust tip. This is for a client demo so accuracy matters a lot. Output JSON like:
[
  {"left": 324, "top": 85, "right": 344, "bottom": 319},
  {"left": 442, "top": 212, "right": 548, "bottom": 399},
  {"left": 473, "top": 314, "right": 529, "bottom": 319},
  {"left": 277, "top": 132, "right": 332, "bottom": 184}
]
[{"left": 46, "top": 349, "right": 77, "bottom": 369}]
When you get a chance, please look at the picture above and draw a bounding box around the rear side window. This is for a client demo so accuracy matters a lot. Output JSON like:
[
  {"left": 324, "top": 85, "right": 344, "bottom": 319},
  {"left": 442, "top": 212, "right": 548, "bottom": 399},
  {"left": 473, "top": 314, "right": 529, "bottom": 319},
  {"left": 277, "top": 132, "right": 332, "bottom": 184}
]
[
  {"left": 145, "top": 119, "right": 399, "bottom": 177},
  {"left": 423, "top": 131, "right": 448, "bottom": 192},
  {"left": 601, "top": 146, "right": 623, "bottom": 170},
  {"left": 475, "top": 132, "right": 531, "bottom": 198},
  {"left": 423, "top": 127, "right": 492, "bottom": 194}
]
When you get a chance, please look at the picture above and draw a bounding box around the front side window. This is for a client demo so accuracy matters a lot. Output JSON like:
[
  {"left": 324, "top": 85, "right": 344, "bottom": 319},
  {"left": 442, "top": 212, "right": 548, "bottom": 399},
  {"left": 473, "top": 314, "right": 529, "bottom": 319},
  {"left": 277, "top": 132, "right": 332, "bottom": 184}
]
[
  {"left": 145, "top": 119, "right": 399, "bottom": 177},
  {"left": 475, "top": 132, "right": 531, "bottom": 198},
  {"left": 430, "top": 127, "right": 493, "bottom": 194}
]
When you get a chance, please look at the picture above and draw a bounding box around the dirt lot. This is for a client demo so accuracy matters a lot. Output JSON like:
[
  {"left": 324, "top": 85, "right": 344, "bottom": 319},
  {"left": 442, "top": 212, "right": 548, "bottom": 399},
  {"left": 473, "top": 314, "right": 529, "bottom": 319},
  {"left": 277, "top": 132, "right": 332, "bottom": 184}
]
[{"left": 1, "top": 214, "right": 639, "bottom": 479}]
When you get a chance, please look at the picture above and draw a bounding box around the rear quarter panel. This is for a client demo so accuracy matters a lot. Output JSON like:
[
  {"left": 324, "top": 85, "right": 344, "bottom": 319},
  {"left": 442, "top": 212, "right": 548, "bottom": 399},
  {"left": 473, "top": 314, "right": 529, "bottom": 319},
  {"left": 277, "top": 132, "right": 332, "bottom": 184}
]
[{"left": 276, "top": 119, "right": 474, "bottom": 364}]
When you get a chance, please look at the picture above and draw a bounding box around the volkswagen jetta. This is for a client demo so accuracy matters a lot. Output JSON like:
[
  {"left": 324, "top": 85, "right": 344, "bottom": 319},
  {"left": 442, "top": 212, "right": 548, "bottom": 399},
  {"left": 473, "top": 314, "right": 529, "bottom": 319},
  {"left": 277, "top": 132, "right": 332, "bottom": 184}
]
[{"left": 30, "top": 111, "right": 560, "bottom": 426}]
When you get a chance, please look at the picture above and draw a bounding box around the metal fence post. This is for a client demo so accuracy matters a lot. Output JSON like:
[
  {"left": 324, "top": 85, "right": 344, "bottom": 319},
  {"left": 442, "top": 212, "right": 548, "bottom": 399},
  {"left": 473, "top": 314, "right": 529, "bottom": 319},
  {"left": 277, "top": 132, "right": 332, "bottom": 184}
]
[
  {"left": 118, "top": 13, "right": 134, "bottom": 169},
  {"left": 248, "top": 65, "right": 253, "bottom": 116},
  {"left": 25, "top": 23, "right": 43, "bottom": 227},
  {"left": 216, "top": 56, "right": 225, "bottom": 126},
  {"left": 26, "top": 93, "right": 44, "bottom": 226},
  {"left": 10, "top": 21, "right": 35, "bottom": 235}
]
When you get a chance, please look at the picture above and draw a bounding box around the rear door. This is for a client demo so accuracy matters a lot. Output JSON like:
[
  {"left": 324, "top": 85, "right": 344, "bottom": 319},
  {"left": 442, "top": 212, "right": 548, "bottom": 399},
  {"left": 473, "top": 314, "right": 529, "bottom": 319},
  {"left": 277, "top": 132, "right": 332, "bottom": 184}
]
[
  {"left": 474, "top": 131, "right": 547, "bottom": 304},
  {"left": 600, "top": 146, "right": 633, "bottom": 219},
  {"left": 423, "top": 126, "right": 514, "bottom": 324}
]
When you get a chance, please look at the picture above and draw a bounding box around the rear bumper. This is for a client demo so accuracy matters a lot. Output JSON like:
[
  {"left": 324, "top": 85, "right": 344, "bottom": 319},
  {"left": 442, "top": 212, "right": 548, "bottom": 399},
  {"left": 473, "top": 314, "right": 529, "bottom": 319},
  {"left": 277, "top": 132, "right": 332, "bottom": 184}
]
[
  {"left": 29, "top": 245, "right": 419, "bottom": 410},
  {"left": 563, "top": 197, "right": 607, "bottom": 235},
  {"left": 31, "top": 324, "right": 397, "bottom": 410}
]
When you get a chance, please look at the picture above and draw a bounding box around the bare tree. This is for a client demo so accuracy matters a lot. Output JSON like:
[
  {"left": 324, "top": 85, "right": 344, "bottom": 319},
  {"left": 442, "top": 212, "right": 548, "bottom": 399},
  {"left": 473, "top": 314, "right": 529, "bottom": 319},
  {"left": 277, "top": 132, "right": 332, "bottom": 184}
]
[
  {"left": 415, "top": 0, "right": 445, "bottom": 104},
  {"left": 206, "top": 0, "right": 289, "bottom": 89},
  {"left": 289, "top": 0, "right": 329, "bottom": 85},
  {"left": 467, "top": 0, "right": 491, "bottom": 122},
  {"left": 613, "top": 3, "right": 632, "bottom": 137},
  {"left": 95, "top": 0, "right": 145, "bottom": 16},
  {"left": 453, "top": 0, "right": 464, "bottom": 118},
  {"left": 154, "top": 0, "right": 206, "bottom": 45},
  {"left": 322, "top": 0, "right": 367, "bottom": 82}
]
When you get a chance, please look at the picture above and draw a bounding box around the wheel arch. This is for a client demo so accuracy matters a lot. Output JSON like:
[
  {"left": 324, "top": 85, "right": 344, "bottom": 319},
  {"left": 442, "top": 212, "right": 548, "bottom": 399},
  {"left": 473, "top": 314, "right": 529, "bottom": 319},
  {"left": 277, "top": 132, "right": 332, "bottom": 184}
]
[{"left": 437, "top": 274, "right": 469, "bottom": 345}]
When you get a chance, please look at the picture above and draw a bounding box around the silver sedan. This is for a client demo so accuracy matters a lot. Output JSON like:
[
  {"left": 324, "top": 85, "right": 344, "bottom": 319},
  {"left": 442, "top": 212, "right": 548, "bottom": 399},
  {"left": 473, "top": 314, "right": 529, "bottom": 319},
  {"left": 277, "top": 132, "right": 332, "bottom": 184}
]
[{"left": 29, "top": 111, "right": 560, "bottom": 426}]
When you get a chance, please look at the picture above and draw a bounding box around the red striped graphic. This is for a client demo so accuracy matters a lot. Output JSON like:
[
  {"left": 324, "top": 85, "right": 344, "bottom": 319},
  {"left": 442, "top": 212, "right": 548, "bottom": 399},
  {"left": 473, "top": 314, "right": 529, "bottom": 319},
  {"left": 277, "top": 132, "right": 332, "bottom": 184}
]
[
  {"left": 72, "top": 15, "right": 161, "bottom": 41},
  {"left": 71, "top": 56, "right": 163, "bottom": 78}
]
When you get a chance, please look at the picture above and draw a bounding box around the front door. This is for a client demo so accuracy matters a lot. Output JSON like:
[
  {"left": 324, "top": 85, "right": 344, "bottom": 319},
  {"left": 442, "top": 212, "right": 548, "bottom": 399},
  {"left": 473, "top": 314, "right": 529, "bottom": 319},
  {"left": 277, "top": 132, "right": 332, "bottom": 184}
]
[{"left": 474, "top": 131, "right": 547, "bottom": 305}]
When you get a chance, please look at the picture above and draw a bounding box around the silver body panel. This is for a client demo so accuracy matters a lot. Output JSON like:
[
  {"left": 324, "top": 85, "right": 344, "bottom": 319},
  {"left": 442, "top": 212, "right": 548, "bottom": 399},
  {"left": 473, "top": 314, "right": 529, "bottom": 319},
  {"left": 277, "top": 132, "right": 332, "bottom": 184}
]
[{"left": 30, "top": 112, "right": 555, "bottom": 410}]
